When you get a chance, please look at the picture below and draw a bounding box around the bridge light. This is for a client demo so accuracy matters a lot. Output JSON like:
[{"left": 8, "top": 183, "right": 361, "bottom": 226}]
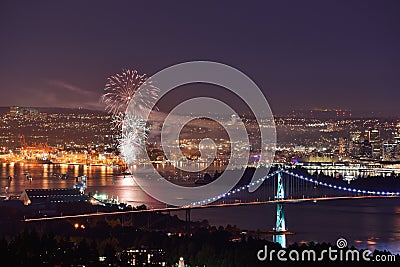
[
  {"left": 362, "top": 190, "right": 366, "bottom": 194},
  {"left": 357, "top": 190, "right": 361, "bottom": 193},
  {"left": 338, "top": 187, "right": 342, "bottom": 189},
  {"left": 333, "top": 185, "right": 337, "bottom": 188},
  {"left": 396, "top": 192, "right": 399, "bottom": 195},
  {"left": 352, "top": 189, "right": 356, "bottom": 192},
  {"left": 377, "top": 192, "right": 381, "bottom": 195},
  {"left": 328, "top": 184, "right": 332, "bottom": 187}
]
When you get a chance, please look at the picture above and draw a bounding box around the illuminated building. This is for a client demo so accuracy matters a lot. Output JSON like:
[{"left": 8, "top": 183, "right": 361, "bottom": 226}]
[
  {"left": 361, "top": 129, "right": 381, "bottom": 159},
  {"left": 383, "top": 142, "right": 399, "bottom": 161},
  {"left": 9, "top": 106, "right": 19, "bottom": 116},
  {"left": 370, "top": 129, "right": 381, "bottom": 159},
  {"left": 178, "top": 257, "right": 185, "bottom": 267},
  {"left": 349, "top": 130, "right": 362, "bottom": 157},
  {"left": 119, "top": 248, "right": 166, "bottom": 266},
  {"left": 20, "top": 188, "right": 89, "bottom": 206},
  {"left": 338, "top": 137, "right": 348, "bottom": 156}
]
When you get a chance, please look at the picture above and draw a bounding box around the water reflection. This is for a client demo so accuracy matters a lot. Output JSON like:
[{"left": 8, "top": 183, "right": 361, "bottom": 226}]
[{"left": 273, "top": 234, "right": 287, "bottom": 248}]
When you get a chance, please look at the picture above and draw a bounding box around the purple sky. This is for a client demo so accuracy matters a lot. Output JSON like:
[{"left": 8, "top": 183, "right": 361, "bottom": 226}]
[{"left": 0, "top": 1, "right": 399, "bottom": 115}]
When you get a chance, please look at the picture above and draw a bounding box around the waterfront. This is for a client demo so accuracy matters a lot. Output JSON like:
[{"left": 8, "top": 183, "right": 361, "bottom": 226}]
[
  {"left": 1, "top": 163, "right": 399, "bottom": 254},
  {"left": 187, "top": 198, "right": 400, "bottom": 254}
]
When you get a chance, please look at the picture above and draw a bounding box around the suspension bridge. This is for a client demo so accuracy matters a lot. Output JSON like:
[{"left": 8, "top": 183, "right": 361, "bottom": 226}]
[{"left": 23, "top": 168, "right": 400, "bottom": 246}]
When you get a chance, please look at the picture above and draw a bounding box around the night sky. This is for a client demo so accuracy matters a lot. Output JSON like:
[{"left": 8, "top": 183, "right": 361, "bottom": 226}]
[{"left": 0, "top": 1, "right": 399, "bottom": 115}]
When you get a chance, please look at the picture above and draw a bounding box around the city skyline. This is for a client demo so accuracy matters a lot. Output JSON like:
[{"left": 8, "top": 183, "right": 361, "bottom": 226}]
[{"left": 1, "top": 1, "right": 400, "bottom": 115}]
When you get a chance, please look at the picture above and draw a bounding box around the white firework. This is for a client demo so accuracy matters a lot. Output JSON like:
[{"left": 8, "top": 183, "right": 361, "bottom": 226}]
[
  {"left": 102, "top": 69, "right": 159, "bottom": 117},
  {"left": 118, "top": 114, "right": 148, "bottom": 164},
  {"left": 102, "top": 69, "right": 159, "bottom": 163}
]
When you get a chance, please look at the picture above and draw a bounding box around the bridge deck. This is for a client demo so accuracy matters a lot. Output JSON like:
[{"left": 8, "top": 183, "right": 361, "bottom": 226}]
[{"left": 23, "top": 195, "right": 399, "bottom": 222}]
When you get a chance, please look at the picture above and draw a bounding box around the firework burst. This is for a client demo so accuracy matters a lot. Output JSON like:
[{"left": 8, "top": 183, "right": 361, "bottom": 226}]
[{"left": 102, "top": 69, "right": 159, "bottom": 116}]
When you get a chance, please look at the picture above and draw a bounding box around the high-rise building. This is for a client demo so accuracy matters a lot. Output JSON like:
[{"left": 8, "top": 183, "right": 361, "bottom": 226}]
[
  {"left": 360, "top": 139, "right": 372, "bottom": 158},
  {"left": 338, "top": 137, "right": 348, "bottom": 156},
  {"left": 370, "top": 129, "right": 380, "bottom": 143},
  {"left": 362, "top": 129, "right": 381, "bottom": 159},
  {"left": 394, "top": 133, "right": 400, "bottom": 144},
  {"left": 382, "top": 142, "right": 399, "bottom": 161},
  {"left": 370, "top": 129, "right": 381, "bottom": 159},
  {"left": 349, "top": 130, "right": 362, "bottom": 157}
]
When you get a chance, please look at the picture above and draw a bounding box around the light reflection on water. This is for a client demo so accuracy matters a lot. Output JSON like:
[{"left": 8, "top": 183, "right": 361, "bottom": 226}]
[{"left": 0, "top": 163, "right": 399, "bottom": 254}]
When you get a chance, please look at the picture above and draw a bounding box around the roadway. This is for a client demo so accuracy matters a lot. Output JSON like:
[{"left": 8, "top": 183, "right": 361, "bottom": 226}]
[{"left": 23, "top": 195, "right": 400, "bottom": 222}]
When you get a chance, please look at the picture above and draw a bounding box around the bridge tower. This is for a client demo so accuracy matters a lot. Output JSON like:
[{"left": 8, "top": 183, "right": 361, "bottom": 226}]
[
  {"left": 274, "top": 171, "right": 286, "bottom": 232},
  {"left": 273, "top": 171, "right": 287, "bottom": 247}
]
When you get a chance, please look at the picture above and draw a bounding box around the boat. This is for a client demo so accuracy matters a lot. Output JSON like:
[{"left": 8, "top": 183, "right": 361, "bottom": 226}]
[
  {"left": 73, "top": 175, "right": 87, "bottom": 193},
  {"left": 120, "top": 169, "right": 132, "bottom": 175}
]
